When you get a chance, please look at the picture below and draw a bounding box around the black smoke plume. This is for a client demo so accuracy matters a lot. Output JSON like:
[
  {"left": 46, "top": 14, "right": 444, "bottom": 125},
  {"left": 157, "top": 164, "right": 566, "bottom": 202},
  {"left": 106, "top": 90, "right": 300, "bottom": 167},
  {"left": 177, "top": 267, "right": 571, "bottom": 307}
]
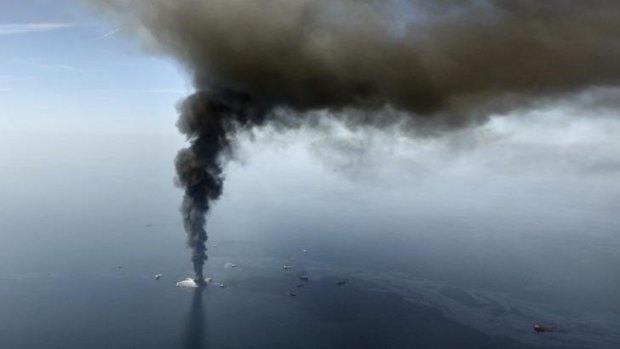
[
  {"left": 87, "top": 0, "right": 620, "bottom": 278},
  {"left": 174, "top": 91, "right": 265, "bottom": 281}
]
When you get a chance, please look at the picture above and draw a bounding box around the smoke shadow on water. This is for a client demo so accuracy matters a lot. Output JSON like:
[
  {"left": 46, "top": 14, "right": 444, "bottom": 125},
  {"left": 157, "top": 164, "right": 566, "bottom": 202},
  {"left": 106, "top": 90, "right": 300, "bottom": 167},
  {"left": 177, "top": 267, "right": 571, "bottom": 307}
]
[{"left": 182, "top": 288, "right": 206, "bottom": 349}]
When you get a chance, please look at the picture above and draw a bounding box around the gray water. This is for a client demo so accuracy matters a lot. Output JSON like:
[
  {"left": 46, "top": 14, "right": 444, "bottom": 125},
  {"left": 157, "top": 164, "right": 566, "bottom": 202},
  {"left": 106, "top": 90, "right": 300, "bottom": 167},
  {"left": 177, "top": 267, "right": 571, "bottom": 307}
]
[
  {"left": 0, "top": 263, "right": 533, "bottom": 349},
  {"left": 1, "top": 131, "right": 619, "bottom": 348}
]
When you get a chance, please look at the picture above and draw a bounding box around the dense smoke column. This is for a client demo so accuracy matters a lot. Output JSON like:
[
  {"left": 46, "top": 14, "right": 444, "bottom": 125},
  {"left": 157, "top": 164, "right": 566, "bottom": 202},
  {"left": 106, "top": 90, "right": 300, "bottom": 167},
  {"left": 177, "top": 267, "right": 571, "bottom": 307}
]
[{"left": 174, "top": 90, "right": 266, "bottom": 281}]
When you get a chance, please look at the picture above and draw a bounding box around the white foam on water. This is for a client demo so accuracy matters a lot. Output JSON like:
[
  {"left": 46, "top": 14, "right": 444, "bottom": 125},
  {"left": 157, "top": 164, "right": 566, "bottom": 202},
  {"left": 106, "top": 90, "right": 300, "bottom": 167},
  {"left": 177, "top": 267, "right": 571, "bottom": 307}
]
[{"left": 176, "top": 277, "right": 212, "bottom": 288}]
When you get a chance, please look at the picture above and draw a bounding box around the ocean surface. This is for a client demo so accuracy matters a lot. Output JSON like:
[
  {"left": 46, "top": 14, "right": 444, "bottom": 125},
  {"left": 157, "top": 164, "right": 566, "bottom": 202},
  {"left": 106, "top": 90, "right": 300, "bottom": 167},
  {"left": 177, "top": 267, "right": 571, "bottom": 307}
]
[
  {"left": 1, "top": 132, "right": 619, "bottom": 348},
  {"left": 1, "top": 231, "right": 618, "bottom": 349},
  {"left": 0, "top": 258, "right": 533, "bottom": 349}
]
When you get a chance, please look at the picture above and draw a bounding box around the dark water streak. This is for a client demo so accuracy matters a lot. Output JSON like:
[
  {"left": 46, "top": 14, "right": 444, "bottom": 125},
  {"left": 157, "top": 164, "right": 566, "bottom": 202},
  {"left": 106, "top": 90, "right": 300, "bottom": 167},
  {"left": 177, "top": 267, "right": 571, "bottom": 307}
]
[{"left": 182, "top": 288, "right": 206, "bottom": 349}]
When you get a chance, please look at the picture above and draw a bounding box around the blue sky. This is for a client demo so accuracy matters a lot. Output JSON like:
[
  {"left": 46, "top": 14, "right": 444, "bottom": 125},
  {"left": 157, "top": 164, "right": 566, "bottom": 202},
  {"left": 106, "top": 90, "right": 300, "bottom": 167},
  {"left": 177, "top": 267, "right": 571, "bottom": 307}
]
[{"left": 0, "top": 0, "right": 190, "bottom": 134}]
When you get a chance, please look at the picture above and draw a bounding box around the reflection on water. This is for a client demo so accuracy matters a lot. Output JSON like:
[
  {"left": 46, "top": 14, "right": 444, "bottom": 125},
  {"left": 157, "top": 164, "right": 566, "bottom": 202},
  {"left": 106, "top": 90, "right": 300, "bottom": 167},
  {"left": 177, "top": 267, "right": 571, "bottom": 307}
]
[{"left": 183, "top": 288, "right": 205, "bottom": 349}]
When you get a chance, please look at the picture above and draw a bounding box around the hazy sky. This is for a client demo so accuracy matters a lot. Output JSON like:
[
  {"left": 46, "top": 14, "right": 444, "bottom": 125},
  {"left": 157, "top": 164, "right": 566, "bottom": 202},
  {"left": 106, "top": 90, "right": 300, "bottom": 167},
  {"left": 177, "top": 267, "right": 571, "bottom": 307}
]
[{"left": 0, "top": 0, "right": 190, "bottom": 134}]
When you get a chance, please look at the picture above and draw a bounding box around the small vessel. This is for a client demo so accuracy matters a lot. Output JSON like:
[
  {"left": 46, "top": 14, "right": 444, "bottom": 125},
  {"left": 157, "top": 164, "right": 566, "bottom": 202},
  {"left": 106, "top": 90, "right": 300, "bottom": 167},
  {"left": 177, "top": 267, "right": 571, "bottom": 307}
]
[
  {"left": 155, "top": 273, "right": 163, "bottom": 280},
  {"left": 533, "top": 324, "right": 553, "bottom": 333}
]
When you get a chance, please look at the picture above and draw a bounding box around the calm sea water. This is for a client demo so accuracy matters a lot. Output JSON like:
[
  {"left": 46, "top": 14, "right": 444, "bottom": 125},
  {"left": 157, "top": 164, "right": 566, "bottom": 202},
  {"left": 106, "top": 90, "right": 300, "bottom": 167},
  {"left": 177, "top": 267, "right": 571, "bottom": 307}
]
[
  {"left": 0, "top": 254, "right": 541, "bottom": 349},
  {"left": 0, "top": 265, "right": 531, "bottom": 349},
  {"left": 0, "top": 232, "right": 618, "bottom": 349}
]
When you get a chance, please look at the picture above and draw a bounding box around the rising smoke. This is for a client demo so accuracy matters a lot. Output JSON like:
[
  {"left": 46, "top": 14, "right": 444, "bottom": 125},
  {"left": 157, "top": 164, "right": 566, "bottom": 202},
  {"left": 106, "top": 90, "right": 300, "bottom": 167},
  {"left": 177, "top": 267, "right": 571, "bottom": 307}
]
[
  {"left": 87, "top": 0, "right": 620, "bottom": 280},
  {"left": 174, "top": 91, "right": 266, "bottom": 281}
]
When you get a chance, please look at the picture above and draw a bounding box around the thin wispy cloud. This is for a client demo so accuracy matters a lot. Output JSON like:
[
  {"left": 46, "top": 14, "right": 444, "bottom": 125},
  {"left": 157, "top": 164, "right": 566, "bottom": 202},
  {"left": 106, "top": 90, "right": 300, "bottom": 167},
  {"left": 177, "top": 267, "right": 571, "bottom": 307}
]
[
  {"left": 32, "top": 63, "right": 87, "bottom": 72},
  {"left": 0, "top": 76, "right": 26, "bottom": 83},
  {"left": 11, "top": 58, "right": 94, "bottom": 73},
  {"left": 0, "top": 22, "right": 79, "bottom": 35},
  {"left": 98, "top": 28, "right": 119, "bottom": 40},
  {"left": 97, "top": 88, "right": 187, "bottom": 94},
  {"left": 129, "top": 88, "right": 185, "bottom": 94}
]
